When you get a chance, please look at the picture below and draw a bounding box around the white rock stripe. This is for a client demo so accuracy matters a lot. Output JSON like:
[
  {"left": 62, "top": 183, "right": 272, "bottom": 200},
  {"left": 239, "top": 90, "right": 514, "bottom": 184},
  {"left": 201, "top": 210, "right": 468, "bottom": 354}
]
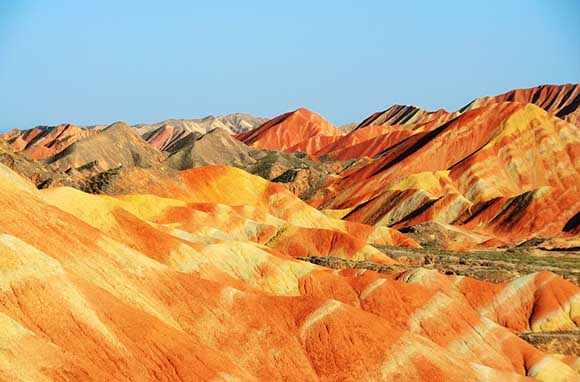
[
  {"left": 299, "top": 300, "right": 343, "bottom": 339},
  {"left": 360, "top": 278, "right": 386, "bottom": 300},
  {"left": 478, "top": 273, "right": 555, "bottom": 319},
  {"left": 408, "top": 292, "right": 454, "bottom": 333}
]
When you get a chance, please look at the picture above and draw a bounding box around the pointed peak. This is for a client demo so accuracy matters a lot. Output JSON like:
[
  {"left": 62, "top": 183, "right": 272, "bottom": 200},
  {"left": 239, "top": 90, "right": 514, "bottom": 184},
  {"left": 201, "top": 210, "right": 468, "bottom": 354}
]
[
  {"left": 202, "top": 127, "right": 230, "bottom": 136},
  {"left": 383, "top": 104, "right": 426, "bottom": 112},
  {"left": 293, "top": 107, "right": 313, "bottom": 114},
  {"left": 104, "top": 121, "right": 131, "bottom": 129},
  {"left": 290, "top": 107, "right": 325, "bottom": 119},
  {"left": 102, "top": 121, "right": 134, "bottom": 135}
]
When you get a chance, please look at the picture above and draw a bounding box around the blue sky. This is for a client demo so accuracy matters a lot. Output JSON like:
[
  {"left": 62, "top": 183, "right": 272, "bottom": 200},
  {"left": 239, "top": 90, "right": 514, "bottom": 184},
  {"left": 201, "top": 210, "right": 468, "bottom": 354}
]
[{"left": 1, "top": 0, "right": 579, "bottom": 131}]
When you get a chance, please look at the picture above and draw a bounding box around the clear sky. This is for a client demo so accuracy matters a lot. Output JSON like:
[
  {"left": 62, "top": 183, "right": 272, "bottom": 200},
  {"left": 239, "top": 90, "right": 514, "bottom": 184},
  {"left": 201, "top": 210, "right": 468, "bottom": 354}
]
[{"left": 1, "top": 0, "right": 579, "bottom": 131}]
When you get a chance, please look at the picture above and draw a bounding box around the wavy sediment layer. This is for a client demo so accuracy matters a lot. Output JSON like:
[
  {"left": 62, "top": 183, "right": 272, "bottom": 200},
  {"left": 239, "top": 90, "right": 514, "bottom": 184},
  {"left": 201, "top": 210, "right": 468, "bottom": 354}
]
[{"left": 0, "top": 162, "right": 579, "bottom": 381}]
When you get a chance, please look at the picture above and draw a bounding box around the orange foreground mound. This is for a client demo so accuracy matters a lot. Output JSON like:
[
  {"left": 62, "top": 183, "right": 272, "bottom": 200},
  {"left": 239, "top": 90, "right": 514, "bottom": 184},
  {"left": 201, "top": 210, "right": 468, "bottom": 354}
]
[{"left": 0, "top": 163, "right": 579, "bottom": 381}]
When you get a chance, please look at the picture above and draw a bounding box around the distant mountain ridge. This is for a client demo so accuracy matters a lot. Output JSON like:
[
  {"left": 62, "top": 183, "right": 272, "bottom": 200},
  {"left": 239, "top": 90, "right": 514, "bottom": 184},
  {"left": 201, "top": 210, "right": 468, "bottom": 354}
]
[
  {"left": 44, "top": 121, "right": 165, "bottom": 172},
  {"left": 83, "top": 113, "right": 268, "bottom": 134},
  {"left": 133, "top": 113, "right": 268, "bottom": 134},
  {"left": 1, "top": 113, "right": 267, "bottom": 153},
  {"left": 1, "top": 124, "right": 96, "bottom": 160},
  {"left": 164, "top": 128, "right": 255, "bottom": 170},
  {"left": 461, "top": 83, "right": 580, "bottom": 126}
]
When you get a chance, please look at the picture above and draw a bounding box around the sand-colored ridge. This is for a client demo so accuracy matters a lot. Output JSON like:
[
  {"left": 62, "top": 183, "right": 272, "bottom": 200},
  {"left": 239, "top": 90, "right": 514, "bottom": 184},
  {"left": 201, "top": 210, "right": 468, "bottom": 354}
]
[{"left": 44, "top": 121, "right": 165, "bottom": 172}]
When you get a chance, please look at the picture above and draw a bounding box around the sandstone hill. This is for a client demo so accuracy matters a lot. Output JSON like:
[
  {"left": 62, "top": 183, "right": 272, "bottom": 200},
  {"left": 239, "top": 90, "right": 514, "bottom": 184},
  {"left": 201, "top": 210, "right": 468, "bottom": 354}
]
[
  {"left": 164, "top": 128, "right": 255, "bottom": 170},
  {"left": 1, "top": 84, "right": 580, "bottom": 381},
  {"left": 236, "top": 107, "right": 344, "bottom": 154},
  {"left": 137, "top": 113, "right": 267, "bottom": 150},
  {"left": 44, "top": 121, "right": 165, "bottom": 172},
  {"left": 1, "top": 123, "right": 95, "bottom": 160},
  {"left": 461, "top": 83, "right": 580, "bottom": 127},
  {"left": 0, "top": 162, "right": 579, "bottom": 381}
]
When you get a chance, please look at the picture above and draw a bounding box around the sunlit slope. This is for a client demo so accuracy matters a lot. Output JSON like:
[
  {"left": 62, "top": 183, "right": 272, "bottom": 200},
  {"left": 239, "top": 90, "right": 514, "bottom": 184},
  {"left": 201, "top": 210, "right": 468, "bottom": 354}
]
[
  {"left": 314, "top": 103, "right": 579, "bottom": 246},
  {"left": 1, "top": 163, "right": 579, "bottom": 381},
  {"left": 236, "top": 107, "right": 343, "bottom": 154},
  {"left": 461, "top": 84, "right": 580, "bottom": 127},
  {"left": 106, "top": 165, "right": 416, "bottom": 250}
]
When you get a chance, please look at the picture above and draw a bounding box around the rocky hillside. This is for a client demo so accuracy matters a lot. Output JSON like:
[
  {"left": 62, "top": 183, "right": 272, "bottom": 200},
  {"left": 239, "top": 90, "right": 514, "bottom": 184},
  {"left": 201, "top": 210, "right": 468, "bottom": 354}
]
[
  {"left": 314, "top": 102, "right": 580, "bottom": 249},
  {"left": 1, "top": 84, "right": 580, "bottom": 381},
  {"left": 230, "top": 84, "right": 580, "bottom": 250}
]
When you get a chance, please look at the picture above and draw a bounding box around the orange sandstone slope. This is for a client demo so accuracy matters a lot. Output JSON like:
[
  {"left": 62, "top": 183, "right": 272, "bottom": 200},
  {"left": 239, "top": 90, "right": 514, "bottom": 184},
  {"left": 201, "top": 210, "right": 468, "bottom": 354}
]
[
  {"left": 316, "top": 124, "right": 416, "bottom": 160},
  {"left": 315, "top": 102, "right": 580, "bottom": 247},
  {"left": 312, "top": 84, "right": 580, "bottom": 161},
  {"left": 104, "top": 164, "right": 418, "bottom": 256},
  {"left": 1, "top": 163, "right": 579, "bottom": 381},
  {"left": 237, "top": 104, "right": 457, "bottom": 163},
  {"left": 236, "top": 107, "right": 344, "bottom": 154},
  {"left": 355, "top": 104, "right": 460, "bottom": 130},
  {"left": 461, "top": 83, "right": 580, "bottom": 127},
  {"left": 315, "top": 111, "right": 462, "bottom": 161}
]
